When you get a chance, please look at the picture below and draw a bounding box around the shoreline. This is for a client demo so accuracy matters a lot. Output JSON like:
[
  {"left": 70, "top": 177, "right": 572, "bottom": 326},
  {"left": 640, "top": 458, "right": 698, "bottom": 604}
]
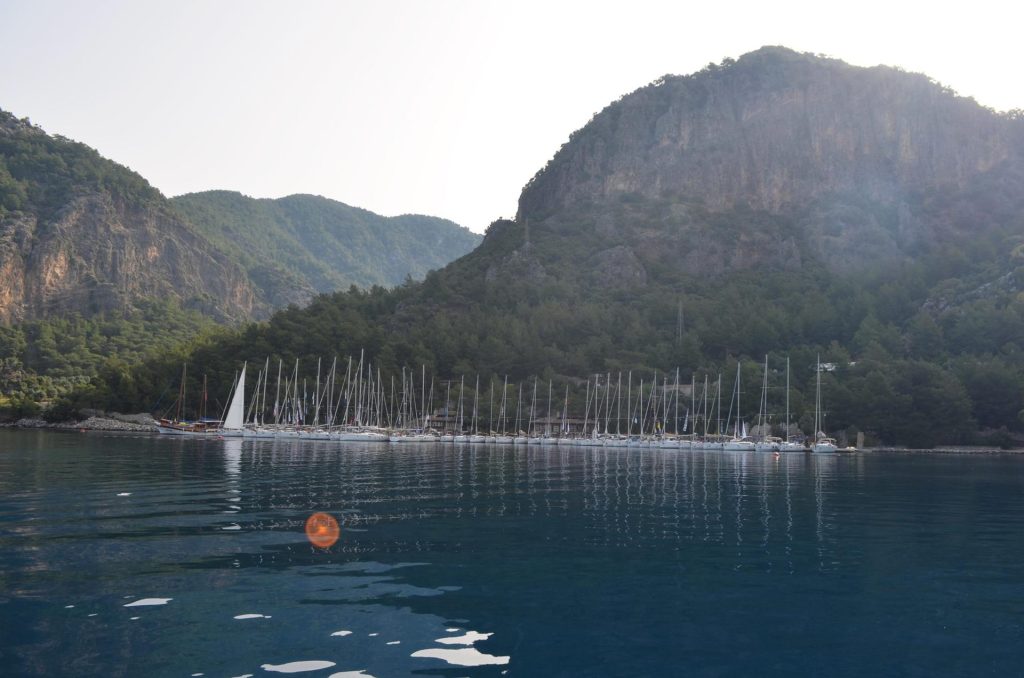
[{"left": 1, "top": 419, "right": 1022, "bottom": 453}]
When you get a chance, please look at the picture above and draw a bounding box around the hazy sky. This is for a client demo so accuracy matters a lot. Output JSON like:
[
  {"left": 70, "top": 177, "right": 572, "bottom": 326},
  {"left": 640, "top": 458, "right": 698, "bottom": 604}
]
[{"left": 1, "top": 0, "right": 1021, "bottom": 233}]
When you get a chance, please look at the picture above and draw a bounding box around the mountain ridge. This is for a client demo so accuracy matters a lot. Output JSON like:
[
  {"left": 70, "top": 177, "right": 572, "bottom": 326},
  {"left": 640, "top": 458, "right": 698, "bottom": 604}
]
[
  {"left": 171, "top": 190, "right": 480, "bottom": 308},
  {"left": 0, "top": 110, "right": 480, "bottom": 324}
]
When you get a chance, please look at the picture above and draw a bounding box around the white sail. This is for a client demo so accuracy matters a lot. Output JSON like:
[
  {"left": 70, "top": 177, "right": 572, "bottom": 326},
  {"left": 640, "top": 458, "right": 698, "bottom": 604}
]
[{"left": 223, "top": 363, "right": 247, "bottom": 430}]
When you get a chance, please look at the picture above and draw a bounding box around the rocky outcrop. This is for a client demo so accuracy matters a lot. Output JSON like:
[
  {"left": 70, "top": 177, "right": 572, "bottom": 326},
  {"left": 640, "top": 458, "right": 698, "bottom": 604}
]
[
  {"left": 587, "top": 246, "right": 646, "bottom": 289},
  {"left": 7, "top": 413, "right": 157, "bottom": 432},
  {"left": 484, "top": 242, "right": 550, "bottom": 285}
]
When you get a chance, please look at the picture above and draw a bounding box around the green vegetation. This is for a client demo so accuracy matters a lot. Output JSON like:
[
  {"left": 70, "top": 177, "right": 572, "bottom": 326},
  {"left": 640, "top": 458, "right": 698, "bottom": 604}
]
[
  {"left": 56, "top": 215, "right": 1024, "bottom": 447},
  {"left": 171, "top": 191, "right": 480, "bottom": 305},
  {"left": 0, "top": 111, "right": 159, "bottom": 219},
  {"left": 0, "top": 299, "right": 222, "bottom": 420}
]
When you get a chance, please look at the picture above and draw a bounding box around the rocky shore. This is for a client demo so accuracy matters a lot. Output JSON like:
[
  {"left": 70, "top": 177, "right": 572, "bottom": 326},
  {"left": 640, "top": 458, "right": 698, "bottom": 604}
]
[{"left": 2, "top": 411, "right": 158, "bottom": 433}]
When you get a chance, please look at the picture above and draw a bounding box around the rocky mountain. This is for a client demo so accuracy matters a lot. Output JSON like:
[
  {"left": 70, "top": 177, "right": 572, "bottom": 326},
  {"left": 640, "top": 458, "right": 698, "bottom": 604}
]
[
  {"left": 171, "top": 191, "right": 480, "bottom": 308},
  {"left": 514, "top": 46, "right": 1024, "bottom": 278},
  {"left": 0, "top": 111, "right": 260, "bottom": 324},
  {"left": 0, "top": 111, "right": 480, "bottom": 324}
]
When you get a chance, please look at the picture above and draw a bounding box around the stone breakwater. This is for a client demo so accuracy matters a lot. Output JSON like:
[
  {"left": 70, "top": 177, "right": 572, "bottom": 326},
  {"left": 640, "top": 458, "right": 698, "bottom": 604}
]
[{"left": 4, "top": 413, "right": 158, "bottom": 433}]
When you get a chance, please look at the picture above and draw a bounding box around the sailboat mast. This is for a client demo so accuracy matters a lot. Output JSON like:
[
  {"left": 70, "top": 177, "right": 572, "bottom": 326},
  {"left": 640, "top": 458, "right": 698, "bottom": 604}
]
[
  {"left": 177, "top": 363, "right": 186, "bottom": 422},
  {"left": 815, "top": 354, "right": 822, "bottom": 438},
  {"left": 674, "top": 368, "right": 680, "bottom": 435},
  {"left": 604, "top": 372, "right": 611, "bottom": 434},
  {"left": 702, "top": 375, "right": 709, "bottom": 439},
  {"left": 547, "top": 379, "right": 552, "bottom": 437},
  {"left": 614, "top": 372, "right": 621, "bottom": 435},
  {"left": 562, "top": 384, "right": 569, "bottom": 435},
  {"left": 735, "top": 362, "right": 742, "bottom": 437},
  {"left": 341, "top": 356, "right": 353, "bottom": 426},
  {"left": 427, "top": 375, "right": 435, "bottom": 430},
  {"left": 662, "top": 376, "right": 668, "bottom": 434},
  {"left": 759, "top": 355, "right": 769, "bottom": 437},
  {"left": 529, "top": 378, "right": 538, "bottom": 436},
  {"left": 473, "top": 375, "right": 480, "bottom": 434},
  {"left": 313, "top": 358, "right": 321, "bottom": 427},
  {"left": 292, "top": 359, "right": 299, "bottom": 425},
  {"left": 274, "top": 359, "right": 282, "bottom": 425},
  {"left": 637, "top": 379, "right": 644, "bottom": 435},
  {"left": 582, "top": 379, "right": 591, "bottom": 436},
  {"left": 458, "top": 376, "right": 465, "bottom": 433},
  {"left": 515, "top": 382, "right": 523, "bottom": 435},
  {"left": 261, "top": 357, "right": 269, "bottom": 426},
  {"left": 445, "top": 379, "right": 452, "bottom": 431},
  {"left": 626, "top": 371, "right": 632, "bottom": 435},
  {"left": 786, "top": 357, "right": 791, "bottom": 442},
  {"left": 716, "top": 374, "right": 722, "bottom": 436}
]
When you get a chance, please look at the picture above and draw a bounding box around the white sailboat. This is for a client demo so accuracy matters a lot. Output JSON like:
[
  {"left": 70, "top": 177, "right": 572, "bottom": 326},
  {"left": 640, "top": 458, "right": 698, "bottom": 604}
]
[
  {"left": 754, "top": 355, "right": 782, "bottom": 452},
  {"left": 220, "top": 363, "right": 247, "bottom": 437},
  {"left": 813, "top": 355, "right": 838, "bottom": 453},
  {"left": 779, "top": 356, "right": 805, "bottom": 452},
  {"left": 724, "top": 363, "right": 754, "bottom": 451}
]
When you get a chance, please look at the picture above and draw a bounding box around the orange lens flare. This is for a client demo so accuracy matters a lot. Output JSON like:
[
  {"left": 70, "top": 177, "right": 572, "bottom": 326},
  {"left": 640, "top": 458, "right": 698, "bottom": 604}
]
[{"left": 305, "top": 512, "right": 340, "bottom": 549}]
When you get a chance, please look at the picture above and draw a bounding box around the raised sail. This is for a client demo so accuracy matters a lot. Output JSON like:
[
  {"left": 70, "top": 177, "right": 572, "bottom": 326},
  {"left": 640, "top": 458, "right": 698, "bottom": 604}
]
[{"left": 223, "top": 363, "right": 247, "bottom": 431}]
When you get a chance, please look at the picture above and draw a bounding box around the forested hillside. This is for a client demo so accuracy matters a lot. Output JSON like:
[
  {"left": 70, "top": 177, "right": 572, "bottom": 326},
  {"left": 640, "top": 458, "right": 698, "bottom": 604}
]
[
  {"left": 171, "top": 191, "right": 480, "bottom": 308},
  {"left": 0, "top": 111, "right": 479, "bottom": 411}
]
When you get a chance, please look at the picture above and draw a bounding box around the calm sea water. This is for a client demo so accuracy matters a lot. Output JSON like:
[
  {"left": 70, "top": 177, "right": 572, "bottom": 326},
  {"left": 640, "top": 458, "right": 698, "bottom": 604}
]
[{"left": 1, "top": 430, "right": 1022, "bottom": 677}]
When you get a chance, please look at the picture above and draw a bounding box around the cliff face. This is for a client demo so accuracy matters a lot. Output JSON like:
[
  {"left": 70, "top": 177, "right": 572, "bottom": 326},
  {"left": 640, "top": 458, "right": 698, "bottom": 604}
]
[
  {"left": 0, "top": 112, "right": 262, "bottom": 324},
  {"left": 0, "top": 196, "right": 257, "bottom": 323},
  {"left": 0, "top": 112, "right": 481, "bottom": 325},
  {"left": 515, "top": 47, "right": 1024, "bottom": 276}
]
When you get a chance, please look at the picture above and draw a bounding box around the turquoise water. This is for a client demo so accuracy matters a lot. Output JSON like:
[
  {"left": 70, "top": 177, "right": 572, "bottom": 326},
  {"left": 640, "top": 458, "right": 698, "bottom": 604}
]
[{"left": 1, "top": 430, "right": 1023, "bottom": 677}]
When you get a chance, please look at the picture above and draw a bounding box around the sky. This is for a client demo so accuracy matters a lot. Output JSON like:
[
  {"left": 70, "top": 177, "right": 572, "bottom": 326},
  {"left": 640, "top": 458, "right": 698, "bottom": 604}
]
[{"left": 1, "top": 0, "right": 1022, "bottom": 233}]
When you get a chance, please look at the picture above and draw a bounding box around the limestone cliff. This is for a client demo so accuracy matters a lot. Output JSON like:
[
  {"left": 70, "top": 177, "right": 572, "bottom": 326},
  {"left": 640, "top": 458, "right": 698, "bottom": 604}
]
[
  {"left": 0, "top": 112, "right": 260, "bottom": 323},
  {"left": 515, "top": 47, "right": 1024, "bottom": 276}
]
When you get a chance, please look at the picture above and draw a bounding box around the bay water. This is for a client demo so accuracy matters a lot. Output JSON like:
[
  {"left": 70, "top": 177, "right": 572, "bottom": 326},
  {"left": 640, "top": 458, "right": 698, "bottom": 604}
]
[{"left": 1, "top": 430, "right": 1022, "bottom": 676}]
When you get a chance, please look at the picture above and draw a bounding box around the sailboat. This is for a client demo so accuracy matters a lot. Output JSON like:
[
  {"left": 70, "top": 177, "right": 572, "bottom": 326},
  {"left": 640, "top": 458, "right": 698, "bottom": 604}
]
[
  {"left": 469, "top": 376, "right": 487, "bottom": 443},
  {"left": 779, "top": 356, "right": 805, "bottom": 452},
  {"left": 754, "top": 355, "right": 782, "bottom": 452},
  {"left": 453, "top": 376, "right": 470, "bottom": 443},
  {"left": 219, "top": 363, "right": 247, "bottom": 438},
  {"left": 156, "top": 364, "right": 222, "bottom": 435},
  {"left": 812, "top": 355, "right": 838, "bottom": 453},
  {"left": 724, "top": 363, "right": 755, "bottom": 451},
  {"left": 494, "top": 376, "right": 514, "bottom": 444}
]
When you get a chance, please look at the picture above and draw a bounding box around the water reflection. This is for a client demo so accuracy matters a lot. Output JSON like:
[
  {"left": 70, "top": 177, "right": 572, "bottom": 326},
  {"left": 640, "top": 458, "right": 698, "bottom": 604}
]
[
  {"left": 2, "top": 431, "right": 1022, "bottom": 677},
  {"left": 201, "top": 439, "right": 865, "bottom": 579}
]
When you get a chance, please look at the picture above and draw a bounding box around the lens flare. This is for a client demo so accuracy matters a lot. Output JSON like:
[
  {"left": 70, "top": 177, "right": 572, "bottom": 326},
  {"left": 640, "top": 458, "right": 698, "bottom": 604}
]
[{"left": 305, "top": 512, "right": 340, "bottom": 549}]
